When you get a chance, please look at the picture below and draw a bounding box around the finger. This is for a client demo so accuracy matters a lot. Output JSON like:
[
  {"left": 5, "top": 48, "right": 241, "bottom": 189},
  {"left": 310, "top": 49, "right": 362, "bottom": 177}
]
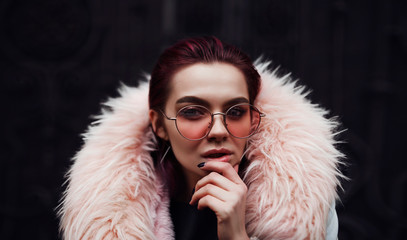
[
  {"left": 197, "top": 161, "right": 243, "bottom": 184},
  {"left": 190, "top": 183, "right": 228, "bottom": 205},
  {"left": 196, "top": 194, "right": 226, "bottom": 212},
  {"left": 195, "top": 171, "right": 233, "bottom": 193}
]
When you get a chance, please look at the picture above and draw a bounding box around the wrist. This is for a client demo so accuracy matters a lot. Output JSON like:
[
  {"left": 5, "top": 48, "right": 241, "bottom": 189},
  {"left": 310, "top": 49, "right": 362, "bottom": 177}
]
[{"left": 220, "top": 227, "right": 250, "bottom": 240}]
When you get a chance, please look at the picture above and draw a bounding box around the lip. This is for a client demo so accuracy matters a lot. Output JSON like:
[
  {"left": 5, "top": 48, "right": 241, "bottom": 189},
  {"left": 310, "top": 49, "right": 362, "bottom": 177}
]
[{"left": 201, "top": 148, "right": 232, "bottom": 162}]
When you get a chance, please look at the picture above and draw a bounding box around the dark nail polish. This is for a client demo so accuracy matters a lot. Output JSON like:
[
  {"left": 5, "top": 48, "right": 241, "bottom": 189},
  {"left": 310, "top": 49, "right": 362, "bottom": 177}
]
[{"left": 197, "top": 162, "right": 205, "bottom": 168}]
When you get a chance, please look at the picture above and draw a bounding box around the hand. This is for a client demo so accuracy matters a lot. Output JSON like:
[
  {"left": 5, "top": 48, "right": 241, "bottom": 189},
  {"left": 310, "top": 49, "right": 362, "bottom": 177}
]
[{"left": 189, "top": 161, "right": 250, "bottom": 240}]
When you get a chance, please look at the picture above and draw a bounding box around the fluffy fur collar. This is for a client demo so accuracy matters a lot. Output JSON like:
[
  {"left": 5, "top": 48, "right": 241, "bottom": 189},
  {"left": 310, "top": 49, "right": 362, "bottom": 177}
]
[{"left": 58, "top": 61, "right": 344, "bottom": 239}]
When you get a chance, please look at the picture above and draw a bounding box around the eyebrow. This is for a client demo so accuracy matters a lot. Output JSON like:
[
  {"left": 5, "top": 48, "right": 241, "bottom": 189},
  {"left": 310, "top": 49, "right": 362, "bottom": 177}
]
[{"left": 175, "top": 96, "right": 249, "bottom": 107}]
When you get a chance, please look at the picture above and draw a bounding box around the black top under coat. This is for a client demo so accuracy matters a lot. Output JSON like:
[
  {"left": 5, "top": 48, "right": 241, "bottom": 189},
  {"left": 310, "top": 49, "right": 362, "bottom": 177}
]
[{"left": 170, "top": 198, "right": 218, "bottom": 240}]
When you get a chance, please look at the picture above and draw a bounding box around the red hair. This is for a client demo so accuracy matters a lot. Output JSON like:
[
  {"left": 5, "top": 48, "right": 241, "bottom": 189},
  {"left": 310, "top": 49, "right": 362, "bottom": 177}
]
[{"left": 149, "top": 36, "right": 261, "bottom": 110}]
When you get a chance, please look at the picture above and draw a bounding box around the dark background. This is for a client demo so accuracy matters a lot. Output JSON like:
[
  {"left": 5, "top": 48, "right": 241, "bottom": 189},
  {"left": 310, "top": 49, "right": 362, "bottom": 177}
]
[{"left": 1, "top": 0, "right": 406, "bottom": 239}]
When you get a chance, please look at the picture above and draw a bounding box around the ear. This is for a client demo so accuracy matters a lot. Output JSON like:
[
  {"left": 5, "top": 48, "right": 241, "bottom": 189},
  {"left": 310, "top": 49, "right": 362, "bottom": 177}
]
[{"left": 149, "top": 109, "right": 169, "bottom": 141}]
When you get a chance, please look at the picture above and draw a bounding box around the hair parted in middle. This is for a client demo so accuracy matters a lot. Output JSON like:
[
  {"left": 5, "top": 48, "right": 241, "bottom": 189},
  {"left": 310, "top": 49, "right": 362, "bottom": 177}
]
[{"left": 149, "top": 36, "right": 261, "bottom": 111}]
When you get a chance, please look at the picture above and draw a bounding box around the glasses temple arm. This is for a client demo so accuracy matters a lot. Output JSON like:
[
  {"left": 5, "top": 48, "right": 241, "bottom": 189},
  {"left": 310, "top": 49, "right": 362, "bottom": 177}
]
[{"left": 159, "top": 109, "right": 177, "bottom": 121}]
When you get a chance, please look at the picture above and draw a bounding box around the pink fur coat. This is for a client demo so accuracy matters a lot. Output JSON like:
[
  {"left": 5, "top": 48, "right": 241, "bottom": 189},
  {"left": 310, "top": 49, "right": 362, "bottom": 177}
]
[{"left": 58, "top": 61, "right": 344, "bottom": 239}]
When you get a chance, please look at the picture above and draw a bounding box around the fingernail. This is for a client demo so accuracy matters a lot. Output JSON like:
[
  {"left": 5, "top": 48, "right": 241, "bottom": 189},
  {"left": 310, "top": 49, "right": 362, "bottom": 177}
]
[{"left": 197, "top": 162, "right": 205, "bottom": 168}]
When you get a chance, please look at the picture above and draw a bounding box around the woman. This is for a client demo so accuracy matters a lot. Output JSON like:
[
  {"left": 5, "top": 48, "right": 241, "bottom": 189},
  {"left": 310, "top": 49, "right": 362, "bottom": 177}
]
[{"left": 59, "top": 36, "right": 343, "bottom": 239}]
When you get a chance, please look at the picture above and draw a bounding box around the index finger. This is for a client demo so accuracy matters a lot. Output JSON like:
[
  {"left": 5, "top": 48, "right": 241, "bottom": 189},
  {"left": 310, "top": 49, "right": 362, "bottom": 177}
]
[{"left": 197, "top": 161, "right": 242, "bottom": 184}]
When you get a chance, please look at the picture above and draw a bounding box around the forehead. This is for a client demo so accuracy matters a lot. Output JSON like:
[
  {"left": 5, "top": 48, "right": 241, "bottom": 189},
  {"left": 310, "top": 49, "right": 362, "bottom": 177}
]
[{"left": 167, "top": 63, "right": 249, "bottom": 107}]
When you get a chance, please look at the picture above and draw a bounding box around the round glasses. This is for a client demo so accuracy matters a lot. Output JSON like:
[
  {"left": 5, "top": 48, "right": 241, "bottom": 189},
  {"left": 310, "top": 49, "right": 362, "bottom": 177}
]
[{"left": 161, "top": 103, "right": 265, "bottom": 141}]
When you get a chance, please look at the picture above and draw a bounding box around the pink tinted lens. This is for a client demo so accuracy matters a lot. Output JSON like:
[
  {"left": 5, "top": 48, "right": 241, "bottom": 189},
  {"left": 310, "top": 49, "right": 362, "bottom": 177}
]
[
  {"left": 176, "top": 106, "right": 211, "bottom": 140},
  {"left": 226, "top": 105, "right": 260, "bottom": 138}
]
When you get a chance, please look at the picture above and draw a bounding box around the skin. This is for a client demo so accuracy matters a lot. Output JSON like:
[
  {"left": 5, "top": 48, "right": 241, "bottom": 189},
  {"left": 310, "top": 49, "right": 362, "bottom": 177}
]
[{"left": 149, "top": 62, "right": 250, "bottom": 240}]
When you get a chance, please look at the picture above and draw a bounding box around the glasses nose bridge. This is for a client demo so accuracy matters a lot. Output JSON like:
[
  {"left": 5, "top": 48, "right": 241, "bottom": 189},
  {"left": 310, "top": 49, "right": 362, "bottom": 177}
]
[
  {"left": 211, "top": 112, "right": 227, "bottom": 124},
  {"left": 207, "top": 111, "right": 229, "bottom": 138},
  {"left": 208, "top": 112, "right": 228, "bottom": 132}
]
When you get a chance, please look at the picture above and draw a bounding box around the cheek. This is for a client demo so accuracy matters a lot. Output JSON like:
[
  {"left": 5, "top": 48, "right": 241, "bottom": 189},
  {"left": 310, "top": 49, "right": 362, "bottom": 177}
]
[
  {"left": 170, "top": 140, "right": 201, "bottom": 174},
  {"left": 166, "top": 126, "right": 199, "bottom": 163},
  {"left": 171, "top": 138, "right": 196, "bottom": 156},
  {"left": 234, "top": 139, "right": 248, "bottom": 161}
]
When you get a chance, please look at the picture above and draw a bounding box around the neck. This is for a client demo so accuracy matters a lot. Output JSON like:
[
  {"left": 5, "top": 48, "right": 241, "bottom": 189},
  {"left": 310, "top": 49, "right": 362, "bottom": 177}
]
[{"left": 174, "top": 166, "right": 201, "bottom": 202}]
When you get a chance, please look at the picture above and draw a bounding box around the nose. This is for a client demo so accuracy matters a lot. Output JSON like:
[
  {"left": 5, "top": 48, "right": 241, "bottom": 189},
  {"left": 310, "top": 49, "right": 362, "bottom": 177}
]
[{"left": 207, "top": 114, "right": 229, "bottom": 141}]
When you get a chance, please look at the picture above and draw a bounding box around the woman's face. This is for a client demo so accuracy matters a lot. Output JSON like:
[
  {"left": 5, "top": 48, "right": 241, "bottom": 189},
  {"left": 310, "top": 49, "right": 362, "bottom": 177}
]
[{"left": 151, "top": 62, "right": 249, "bottom": 189}]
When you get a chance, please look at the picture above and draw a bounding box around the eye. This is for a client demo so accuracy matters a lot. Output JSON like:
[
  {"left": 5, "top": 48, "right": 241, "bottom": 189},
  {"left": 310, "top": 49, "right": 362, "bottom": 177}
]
[
  {"left": 178, "top": 106, "right": 208, "bottom": 120},
  {"left": 227, "top": 105, "right": 248, "bottom": 120}
]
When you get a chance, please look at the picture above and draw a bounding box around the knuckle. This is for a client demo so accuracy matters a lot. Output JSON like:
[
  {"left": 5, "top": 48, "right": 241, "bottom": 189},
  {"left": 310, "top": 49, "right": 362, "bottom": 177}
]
[
  {"left": 235, "top": 185, "right": 247, "bottom": 197},
  {"left": 224, "top": 204, "right": 233, "bottom": 215},
  {"left": 196, "top": 178, "right": 208, "bottom": 189},
  {"left": 208, "top": 171, "right": 218, "bottom": 179},
  {"left": 241, "top": 183, "right": 248, "bottom": 193},
  {"left": 199, "top": 196, "right": 210, "bottom": 207},
  {"left": 202, "top": 185, "right": 211, "bottom": 194},
  {"left": 197, "top": 184, "right": 206, "bottom": 194},
  {"left": 199, "top": 197, "right": 206, "bottom": 205},
  {"left": 195, "top": 182, "right": 202, "bottom": 190}
]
